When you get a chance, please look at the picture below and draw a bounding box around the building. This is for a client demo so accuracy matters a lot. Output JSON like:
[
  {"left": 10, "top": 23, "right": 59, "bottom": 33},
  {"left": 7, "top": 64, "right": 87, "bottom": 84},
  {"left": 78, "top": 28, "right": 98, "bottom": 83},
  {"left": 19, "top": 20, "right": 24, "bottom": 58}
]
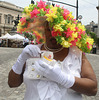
[
  {"left": 85, "top": 21, "right": 98, "bottom": 36},
  {"left": 0, "top": 1, "right": 24, "bottom": 36}
]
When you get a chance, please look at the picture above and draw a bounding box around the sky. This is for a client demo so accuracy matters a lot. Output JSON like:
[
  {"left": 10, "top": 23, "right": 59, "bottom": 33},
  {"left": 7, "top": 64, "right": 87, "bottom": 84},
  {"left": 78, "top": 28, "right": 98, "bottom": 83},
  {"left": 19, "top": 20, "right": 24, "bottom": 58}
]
[{"left": 0, "top": 0, "right": 98, "bottom": 25}]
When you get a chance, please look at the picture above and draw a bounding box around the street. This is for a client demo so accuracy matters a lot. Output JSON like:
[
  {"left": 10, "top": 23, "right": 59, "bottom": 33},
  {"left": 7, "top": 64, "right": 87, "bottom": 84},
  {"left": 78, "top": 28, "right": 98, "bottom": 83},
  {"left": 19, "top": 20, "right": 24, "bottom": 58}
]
[{"left": 0, "top": 47, "right": 99, "bottom": 100}]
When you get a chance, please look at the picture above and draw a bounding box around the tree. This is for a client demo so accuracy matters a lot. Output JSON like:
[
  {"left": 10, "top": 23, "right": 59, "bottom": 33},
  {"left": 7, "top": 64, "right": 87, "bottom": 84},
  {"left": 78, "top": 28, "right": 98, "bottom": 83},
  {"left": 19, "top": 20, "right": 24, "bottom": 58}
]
[{"left": 23, "top": 32, "right": 35, "bottom": 40}]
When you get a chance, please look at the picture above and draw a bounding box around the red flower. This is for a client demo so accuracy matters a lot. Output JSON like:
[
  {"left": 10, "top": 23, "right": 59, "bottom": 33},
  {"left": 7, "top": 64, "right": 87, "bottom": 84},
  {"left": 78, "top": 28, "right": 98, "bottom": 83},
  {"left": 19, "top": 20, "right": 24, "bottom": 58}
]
[
  {"left": 20, "top": 17, "right": 26, "bottom": 25},
  {"left": 37, "top": 0, "right": 46, "bottom": 10},
  {"left": 51, "top": 30, "right": 61, "bottom": 37},
  {"left": 63, "top": 9, "right": 70, "bottom": 20},
  {"left": 70, "top": 39, "right": 78, "bottom": 47},
  {"left": 66, "top": 28, "right": 73, "bottom": 38},
  {"left": 30, "top": 9, "right": 40, "bottom": 18}
]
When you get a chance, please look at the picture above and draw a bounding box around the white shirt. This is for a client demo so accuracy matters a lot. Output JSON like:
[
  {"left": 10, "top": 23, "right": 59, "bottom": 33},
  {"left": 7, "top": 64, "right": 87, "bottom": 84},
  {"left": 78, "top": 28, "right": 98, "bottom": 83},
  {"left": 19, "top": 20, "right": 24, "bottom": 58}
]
[
  {"left": 23, "top": 38, "right": 29, "bottom": 44},
  {"left": 23, "top": 46, "right": 82, "bottom": 100}
]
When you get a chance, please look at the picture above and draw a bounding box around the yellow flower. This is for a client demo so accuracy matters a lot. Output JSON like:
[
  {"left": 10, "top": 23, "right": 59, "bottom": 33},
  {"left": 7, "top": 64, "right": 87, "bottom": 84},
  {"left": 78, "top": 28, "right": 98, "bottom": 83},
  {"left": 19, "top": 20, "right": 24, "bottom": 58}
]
[
  {"left": 68, "top": 32, "right": 78, "bottom": 42},
  {"left": 51, "top": 6, "right": 57, "bottom": 14},
  {"left": 17, "top": 25, "right": 22, "bottom": 32},
  {"left": 61, "top": 38, "right": 71, "bottom": 48},
  {"left": 22, "top": 13, "right": 31, "bottom": 18},
  {"left": 67, "top": 12, "right": 74, "bottom": 19},
  {"left": 86, "top": 37, "right": 94, "bottom": 45},
  {"left": 41, "top": 8, "right": 44, "bottom": 12},
  {"left": 77, "top": 23, "right": 85, "bottom": 31},
  {"left": 68, "top": 37, "right": 74, "bottom": 42},
  {"left": 72, "top": 32, "right": 78, "bottom": 38},
  {"left": 66, "top": 23, "right": 76, "bottom": 31},
  {"left": 76, "top": 40, "right": 81, "bottom": 48},
  {"left": 24, "top": 6, "right": 31, "bottom": 14},
  {"left": 53, "top": 24, "right": 64, "bottom": 32},
  {"left": 45, "top": 10, "right": 57, "bottom": 22},
  {"left": 45, "top": 7, "right": 57, "bottom": 22},
  {"left": 66, "top": 23, "right": 71, "bottom": 29},
  {"left": 70, "top": 24, "right": 76, "bottom": 31},
  {"left": 60, "top": 20, "right": 67, "bottom": 25}
]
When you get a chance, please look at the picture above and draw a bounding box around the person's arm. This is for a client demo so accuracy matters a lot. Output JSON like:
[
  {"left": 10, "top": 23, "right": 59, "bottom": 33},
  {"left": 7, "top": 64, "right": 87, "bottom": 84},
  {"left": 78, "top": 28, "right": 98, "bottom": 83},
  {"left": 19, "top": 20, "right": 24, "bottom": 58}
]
[
  {"left": 71, "top": 53, "right": 97, "bottom": 96},
  {"left": 8, "top": 63, "right": 25, "bottom": 88},
  {"left": 8, "top": 45, "right": 41, "bottom": 88},
  {"left": 34, "top": 53, "right": 97, "bottom": 96}
]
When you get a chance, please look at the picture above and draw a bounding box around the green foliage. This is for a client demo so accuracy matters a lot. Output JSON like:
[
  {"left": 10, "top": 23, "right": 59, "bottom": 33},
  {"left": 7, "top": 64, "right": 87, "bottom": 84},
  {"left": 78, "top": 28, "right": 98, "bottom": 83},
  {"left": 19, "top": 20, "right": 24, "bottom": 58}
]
[
  {"left": 56, "top": 36, "right": 62, "bottom": 44},
  {"left": 23, "top": 32, "right": 35, "bottom": 40},
  {"left": 37, "top": 9, "right": 46, "bottom": 16},
  {"left": 86, "top": 28, "right": 97, "bottom": 44}
]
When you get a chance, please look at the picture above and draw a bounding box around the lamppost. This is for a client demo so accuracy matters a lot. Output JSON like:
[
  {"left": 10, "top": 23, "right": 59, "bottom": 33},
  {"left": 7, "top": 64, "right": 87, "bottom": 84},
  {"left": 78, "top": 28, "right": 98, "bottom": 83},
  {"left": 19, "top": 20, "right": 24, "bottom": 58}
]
[
  {"left": 78, "top": 15, "right": 82, "bottom": 24},
  {"left": 52, "top": 2, "right": 55, "bottom": 7},
  {"left": 47, "top": 0, "right": 78, "bottom": 20},
  {"left": 31, "top": 0, "right": 35, "bottom": 4},
  {"left": 96, "top": 0, "right": 99, "bottom": 38}
]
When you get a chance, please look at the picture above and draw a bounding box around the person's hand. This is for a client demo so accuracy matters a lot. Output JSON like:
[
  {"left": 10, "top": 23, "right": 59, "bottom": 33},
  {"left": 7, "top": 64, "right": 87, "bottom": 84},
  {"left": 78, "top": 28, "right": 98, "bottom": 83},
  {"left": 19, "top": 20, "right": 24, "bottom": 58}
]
[
  {"left": 22, "top": 44, "right": 41, "bottom": 58},
  {"left": 12, "top": 45, "right": 41, "bottom": 74},
  {"left": 34, "top": 60, "right": 75, "bottom": 88}
]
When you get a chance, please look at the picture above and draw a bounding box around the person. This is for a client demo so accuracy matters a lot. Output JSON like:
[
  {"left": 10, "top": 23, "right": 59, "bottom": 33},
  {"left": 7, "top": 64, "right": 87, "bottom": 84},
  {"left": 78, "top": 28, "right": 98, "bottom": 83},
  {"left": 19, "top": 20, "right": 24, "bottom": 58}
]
[
  {"left": 23, "top": 36, "right": 29, "bottom": 47},
  {"left": 8, "top": 1, "right": 97, "bottom": 100},
  {"left": 92, "top": 43, "right": 97, "bottom": 54},
  {"left": 30, "top": 39, "right": 34, "bottom": 44}
]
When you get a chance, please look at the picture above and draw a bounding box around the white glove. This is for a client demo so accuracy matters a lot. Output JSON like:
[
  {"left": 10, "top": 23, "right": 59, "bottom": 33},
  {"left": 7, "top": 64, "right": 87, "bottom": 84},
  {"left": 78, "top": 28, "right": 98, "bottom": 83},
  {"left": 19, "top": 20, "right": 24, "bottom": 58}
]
[
  {"left": 12, "top": 45, "right": 41, "bottom": 74},
  {"left": 34, "top": 60, "right": 75, "bottom": 88}
]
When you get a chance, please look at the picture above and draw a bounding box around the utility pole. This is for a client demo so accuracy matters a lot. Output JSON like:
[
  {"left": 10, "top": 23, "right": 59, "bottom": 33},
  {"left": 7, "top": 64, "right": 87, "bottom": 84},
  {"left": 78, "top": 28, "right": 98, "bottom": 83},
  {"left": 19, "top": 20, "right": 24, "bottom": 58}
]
[
  {"left": 47, "top": 0, "right": 78, "bottom": 20},
  {"left": 76, "top": 0, "right": 78, "bottom": 20},
  {"left": 96, "top": 0, "right": 99, "bottom": 37},
  {"left": 31, "top": 0, "right": 34, "bottom": 4}
]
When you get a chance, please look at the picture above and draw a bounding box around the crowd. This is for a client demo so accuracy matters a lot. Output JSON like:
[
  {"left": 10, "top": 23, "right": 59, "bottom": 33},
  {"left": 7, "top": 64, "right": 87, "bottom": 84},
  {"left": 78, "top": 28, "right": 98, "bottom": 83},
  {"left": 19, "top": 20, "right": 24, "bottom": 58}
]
[
  {"left": 23, "top": 36, "right": 36, "bottom": 47},
  {"left": 0, "top": 36, "right": 36, "bottom": 48},
  {"left": 0, "top": 39, "right": 6, "bottom": 47}
]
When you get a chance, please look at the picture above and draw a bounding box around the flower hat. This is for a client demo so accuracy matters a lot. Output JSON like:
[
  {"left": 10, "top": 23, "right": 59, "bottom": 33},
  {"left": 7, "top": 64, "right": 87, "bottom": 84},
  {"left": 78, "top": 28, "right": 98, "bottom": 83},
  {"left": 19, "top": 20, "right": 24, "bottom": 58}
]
[{"left": 17, "top": 0, "right": 94, "bottom": 53}]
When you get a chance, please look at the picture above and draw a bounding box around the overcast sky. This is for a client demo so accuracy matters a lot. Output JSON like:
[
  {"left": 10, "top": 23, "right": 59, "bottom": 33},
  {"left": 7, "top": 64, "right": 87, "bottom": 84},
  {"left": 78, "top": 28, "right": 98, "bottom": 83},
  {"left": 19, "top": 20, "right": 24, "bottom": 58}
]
[{"left": 1, "top": 0, "right": 98, "bottom": 25}]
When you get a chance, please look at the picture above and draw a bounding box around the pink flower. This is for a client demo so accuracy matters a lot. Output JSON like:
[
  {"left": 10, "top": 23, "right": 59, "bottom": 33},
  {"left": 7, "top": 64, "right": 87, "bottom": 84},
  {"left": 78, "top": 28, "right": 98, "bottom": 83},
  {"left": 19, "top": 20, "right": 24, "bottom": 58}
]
[
  {"left": 65, "top": 28, "right": 73, "bottom": 38},
  {"left": 37, "top": 0, "right": 46, "bottom": 10},
  {"left": 56, "top": 4, "right": 60, "bottom": 7},
  {"left": 30, "top": 9, "right": 40, "bottom": 18},
  {"left": 20, "top": 17, "right": 26, "bottom": 25},
  {"left": 70, "top": 39, "right": 78, "bottom": 47},
  {"left": 51, "top": 29, "right": 61, "bottom": 37},
  {"left": 63, "top": 9, "right": 70, "bottom": 20},
  {"left": 73, "top": 19, "right": 77, "bottom": 24},
  {"left": 87, "top": 42, "right": 91, "bottom": 49},
  {"left": 75, "top": 27, "right": 78, "bottom": 31},
  {"left": 46, "top": 8, "right": 50, "bottom": 13},
  {"left": 78, "top": 29, "right": 84, "bottom": 39}
]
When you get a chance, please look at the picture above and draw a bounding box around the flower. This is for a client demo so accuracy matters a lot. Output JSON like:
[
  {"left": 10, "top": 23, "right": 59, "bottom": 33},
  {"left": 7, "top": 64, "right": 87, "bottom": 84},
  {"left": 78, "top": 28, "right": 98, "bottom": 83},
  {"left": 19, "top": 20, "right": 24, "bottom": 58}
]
[{"left": 17, "top": 0, "right": 94, "bottom": 53}]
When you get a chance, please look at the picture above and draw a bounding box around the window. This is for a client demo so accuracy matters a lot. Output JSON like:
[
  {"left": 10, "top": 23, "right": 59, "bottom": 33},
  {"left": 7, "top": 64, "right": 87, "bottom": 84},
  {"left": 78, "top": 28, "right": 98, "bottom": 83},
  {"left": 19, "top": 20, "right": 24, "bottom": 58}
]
[
  {"left": 4, "top": 15, "right": 7, "bottom": 24},
  {"left": 8, "top": 16, "right": 10, "bottom": 24},
  {"left": 0, "top": 16, "right": 1, "bottom": 24},
  {"left": 11, "top": 16, "right": 14, "bottom": 24}
]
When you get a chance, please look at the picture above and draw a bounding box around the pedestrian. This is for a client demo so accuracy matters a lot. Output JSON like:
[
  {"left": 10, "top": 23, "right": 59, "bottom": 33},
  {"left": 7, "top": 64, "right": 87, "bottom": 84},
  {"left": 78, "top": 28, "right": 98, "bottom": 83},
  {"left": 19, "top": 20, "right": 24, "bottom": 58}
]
[
  {"left": 30, "top": 39, "right": 34, "bottom": 44},
  {"left": 1, "top": 39, "right": 5, "bottom": 47},
  {"left": 23, "top": 36, "right": 29, "bottom": 47},
  {"left": 8, "top": 1, "right": 97, "bottom": 100},
  {"left": 92, "top": 43, "right": 97, "bottom": 54}
]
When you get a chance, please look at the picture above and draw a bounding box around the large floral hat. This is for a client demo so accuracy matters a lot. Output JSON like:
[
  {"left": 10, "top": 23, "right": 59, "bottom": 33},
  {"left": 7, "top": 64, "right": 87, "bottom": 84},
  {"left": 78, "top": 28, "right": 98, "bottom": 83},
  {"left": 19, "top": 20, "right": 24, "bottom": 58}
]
[{"left": 17, "top": 0, "right": 94, "bottom": 53}]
